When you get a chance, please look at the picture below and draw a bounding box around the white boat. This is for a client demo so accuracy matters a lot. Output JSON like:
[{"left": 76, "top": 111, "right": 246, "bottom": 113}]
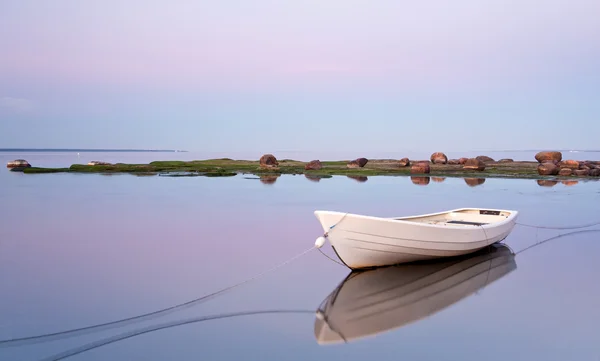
[
  {"left": 314, "top": 243, "right": 517, "bottom": 345},
  {"left": 314, "top": 208, "right": 518, "bottom": 269}
]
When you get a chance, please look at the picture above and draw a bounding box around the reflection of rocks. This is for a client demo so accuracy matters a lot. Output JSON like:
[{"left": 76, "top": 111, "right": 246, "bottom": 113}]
[
  {"left": 463, "top": 158, "right": 485, "bottom": 171},
  {"left": 411, "top": 176, "right": 430, "bottom": 186},
  {"left": 464, "top": 178, "right": 485, "bottom": 187},
  {"left": 347, "top": 158, "right": 368, "bottom": 168},
  {"left": 305, "top": 160, "right": 322, "bottom": 170},
  {"left": 535, "top": 151, "right": 562, "bottom": 163},
  {"left": 561, "top": 180, "right": 578, "bottom": 186},
  {"left": 260, "top": 175, "right": 280, "bottom": 184},
  {"left": 431, "top": 177, "right": 446, "bottom": 183},
  {"left": 398, "top": 158, "right": 410, "bottom": 167},
  {"left": 347, "top": 175, "right": 368, "bottom": 183},
  {"left": 537, "top": 180, "right": 558, "bottom": 187},
  {"left": 7, "top": 159, "right": 31, "bottom": 169},
  {"left": 430, "top": 152, "right": 447, "bottom": 164},
  {"left": 259, "top": 154, "right": 279, "bottom": 169},
  {"left": 305, "top": 174, "right": 332, "bottom": 182}
]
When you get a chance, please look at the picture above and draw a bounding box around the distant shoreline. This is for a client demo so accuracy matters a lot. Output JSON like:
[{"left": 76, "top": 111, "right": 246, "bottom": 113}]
[{"left": 0, "top": 148, "right": 186, "bottom": 153}]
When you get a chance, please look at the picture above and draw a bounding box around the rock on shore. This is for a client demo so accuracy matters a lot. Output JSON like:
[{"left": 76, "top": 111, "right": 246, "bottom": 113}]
[
  {"left": 410, "top": 162, "right": 430, "bottom": 174},
  {"left": 347, "top": 158, "right": 368, "bottom": 168},
  {"left": 7, "top": 159, "right": 31, "bottom": 168},
  {"left": 535, "top": 151, "right": 562, "bottom": 163},
  {"left": 260, "top": 154, "right": 279, "bottom": 168},
  {"left": 304, "top": 160, "right": 322, "bottom": 170},
  {"left": 430, "top": 152, "right": 447, "bottom": 164},
  {"left": 463, "top": 158, "right": 485, "bottom": 171}
]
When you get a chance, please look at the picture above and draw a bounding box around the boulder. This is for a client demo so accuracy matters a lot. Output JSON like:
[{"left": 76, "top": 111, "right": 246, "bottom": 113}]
[
  {"left": 590, "top": 168, "right": 600, "bottom": 177},
  {"left": 574, "top": 169, "right": 590, "bottom": 176},
  {"left": 6, "top": 159, "right": 31, "bottom": 168},
  {"left": 411, "top": 176, "right": 430, "bottom": 186},
  {"left": 537, "top": 163, "right": 558, "bottom": 176},
  {"left": 398, "top": 158, "right": 410, "bottom": 167},
  {"left": 410, "top": 162, "right": 430, "bottom": 174},
  {"left": 535, "top": 151, "right": 562, "bottom": 163},
  {"left": 476, "top": 155, "right": 494, "bottom": 163},
  {"left": 498, "top": 158, "right": 514, "bottom": 163},
  {"left": 347, "top": 158, "right": 368, "bottom": 168},
  {"left": 558, "top": 168, "right": 572, "bottom": 176},
  {"left": 88, "top": 161, "right": 112, "bottom": 166},
  {"left": 448, "top": 159, "right": 460, "bottom": 165},
  {"left": 542, "top": 160, "right": 559, "bottom": 165},
  {"left": 582, "top": 161, "right": 595, "bottom": 169},
  {"left": 464, "top": 178, "right": 486, "bottom": 187},
  {"left": 304, "top": 160, "right": 322, "bottom": 170},
  {"left": 558, "top": 160, "right": 580, "bottom": 169},
  {"left": 463, "top": 158, "right": 485, "bottom": 171},
  {"left": 259, "top": 154, "right": 279, "bottom": 168},
  {"left": 430, "top": 152, "right": 448, "bottom": 164},
  {"left": 458, "top": 158, "right": 468, "bottom": 165}
]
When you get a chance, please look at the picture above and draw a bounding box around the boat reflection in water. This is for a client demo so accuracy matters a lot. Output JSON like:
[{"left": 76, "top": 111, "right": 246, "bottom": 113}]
[{"left": 314, "top": 243, "right": 516, "bottom": 345}]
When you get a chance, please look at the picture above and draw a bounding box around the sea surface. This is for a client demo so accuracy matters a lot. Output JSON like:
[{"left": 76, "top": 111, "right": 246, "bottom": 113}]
[{"left": 1, "top": 151, "right": 600, "bottom": 361}]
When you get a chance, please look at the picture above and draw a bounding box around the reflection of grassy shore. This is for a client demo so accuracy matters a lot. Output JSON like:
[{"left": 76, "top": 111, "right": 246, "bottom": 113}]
[{"left": 18, "top": 158, "right": 599, "bottom": 180}]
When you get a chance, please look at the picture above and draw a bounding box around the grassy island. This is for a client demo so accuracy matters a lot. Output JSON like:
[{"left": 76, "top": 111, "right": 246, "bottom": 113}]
[{"left": 15, "top": 156, "right": 600, "bottom": 181}]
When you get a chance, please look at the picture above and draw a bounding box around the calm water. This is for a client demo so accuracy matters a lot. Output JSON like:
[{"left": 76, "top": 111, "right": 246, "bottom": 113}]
[{"left": 1, "top": 151, "right": 600, "bottom": 361}]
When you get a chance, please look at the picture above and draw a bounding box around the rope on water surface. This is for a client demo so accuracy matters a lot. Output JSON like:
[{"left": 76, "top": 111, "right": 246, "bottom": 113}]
[
  {"left": 0, "top": 245, "right": 317, "bottom": 347},
  {"left": 36, "top": 309, "right": 316, "bottom": 361},
  {"left": 516, "top": 219, "right": 600, "bottom": 230},
  {"left": 515, "top": 229, "right": 600, "bottom": 255}
]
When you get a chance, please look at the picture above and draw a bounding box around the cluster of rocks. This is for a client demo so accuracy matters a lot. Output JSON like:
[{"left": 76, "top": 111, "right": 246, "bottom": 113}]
[
  {"left": 404, "top": 152, "right": 492, "bottom": 174},
  {"left": 535, "top": 151, "right": 600, "bottom": 177},
  {"left": 258, "top": 152, "right": 502, "bottom": 175}
]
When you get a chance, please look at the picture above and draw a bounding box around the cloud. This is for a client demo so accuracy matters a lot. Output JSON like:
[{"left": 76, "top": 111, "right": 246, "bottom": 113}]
[{"left": 0, "top": 97, "right": 36, "bottom": 113}]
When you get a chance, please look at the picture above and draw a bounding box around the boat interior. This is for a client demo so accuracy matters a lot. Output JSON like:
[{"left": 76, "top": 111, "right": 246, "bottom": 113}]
[{"left": 394, "top": 209, "right": 513, "bottom": 226}]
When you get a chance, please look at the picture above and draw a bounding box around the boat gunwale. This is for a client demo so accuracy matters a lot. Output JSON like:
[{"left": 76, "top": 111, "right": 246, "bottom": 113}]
[{"left": 315, "top": 208, "right": 519, "bottom": 231}]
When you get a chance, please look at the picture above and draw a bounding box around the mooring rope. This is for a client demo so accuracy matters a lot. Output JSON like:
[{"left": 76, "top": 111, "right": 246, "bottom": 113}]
[
  {"left": 317, "top": 247, "right": 345, "bottom": 267},
  {"left": 0, "top": 245, "right": 317, "bottom": 347},
  {"left": 515, "top": 229, "right": 600, "bottom": 255},
  {"left": 516, "top": 219, "right": 600, "bottom": 230},
  {"left": 36, "top": 309, "right": 316, "bottom": 361}
]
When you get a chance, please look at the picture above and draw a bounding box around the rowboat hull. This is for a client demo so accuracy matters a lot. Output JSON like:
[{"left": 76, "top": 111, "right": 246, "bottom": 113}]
[
  {"left": 314, "top": 243, "right": 517, "bottom": 345},
  {"left": 314, "top": 208, "right": 518, "bottom": 269}
]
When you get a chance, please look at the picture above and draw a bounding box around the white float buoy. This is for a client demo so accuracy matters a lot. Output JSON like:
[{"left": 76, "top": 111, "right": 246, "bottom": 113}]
[{"left": 315, "top": 236, "right": 327, "bottom": 248}]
